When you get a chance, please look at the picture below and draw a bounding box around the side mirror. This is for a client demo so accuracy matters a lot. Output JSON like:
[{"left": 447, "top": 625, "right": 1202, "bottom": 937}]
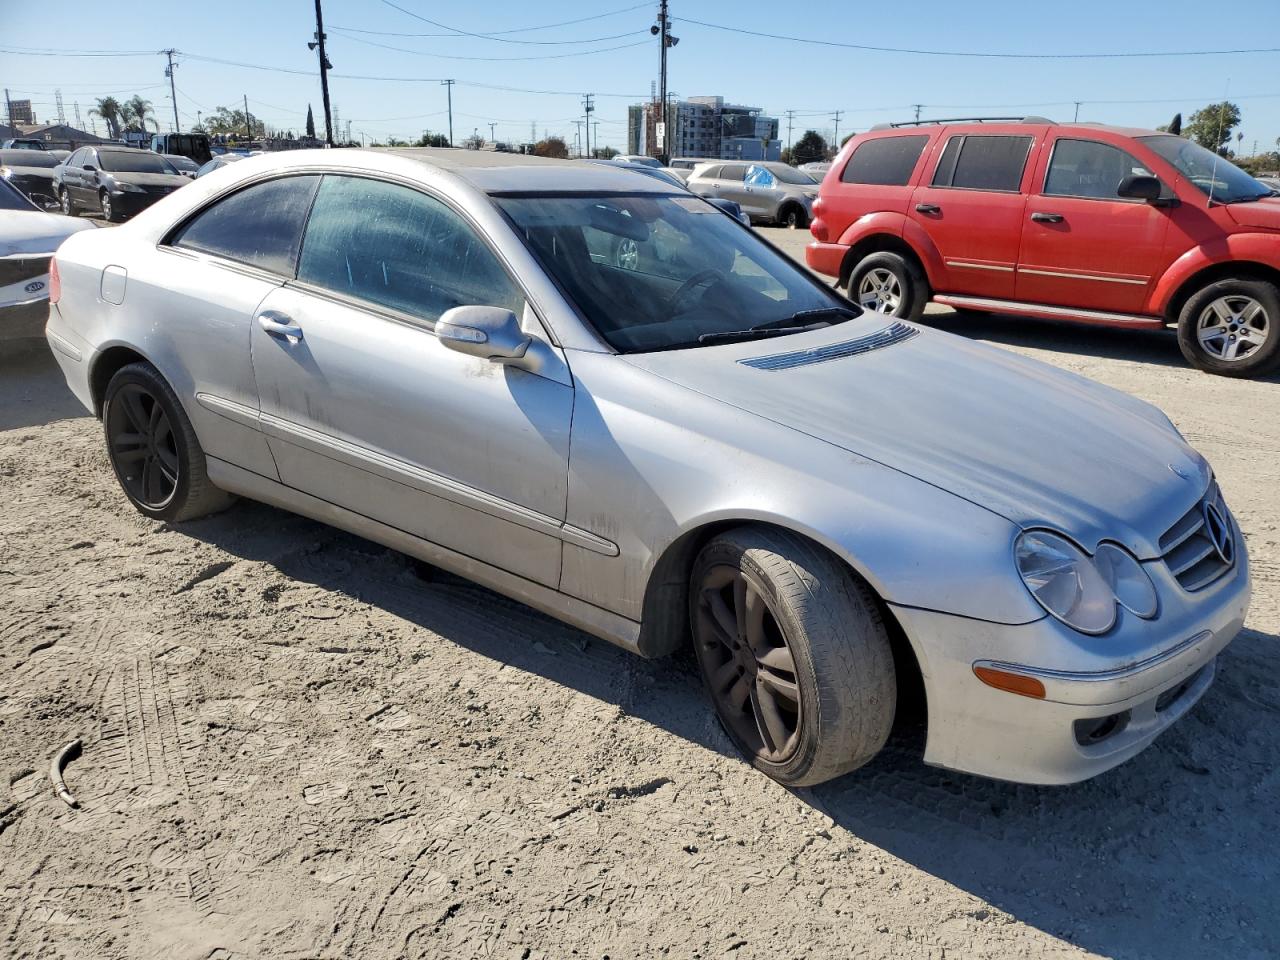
[
  {"left": 83, "top": 164, "right": 97, "bottom": 173},
  {"left": 1117, "top": 174, "right": 1162, "bottom": 202},
  {"left": 436, "top": 306, "right": 531, "bottom": 364}
]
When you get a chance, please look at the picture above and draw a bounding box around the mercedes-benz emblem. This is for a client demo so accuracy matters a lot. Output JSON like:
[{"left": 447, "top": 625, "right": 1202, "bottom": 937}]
[{"left": 1202, "top": 501, "right": 1234, "bottom": 566}]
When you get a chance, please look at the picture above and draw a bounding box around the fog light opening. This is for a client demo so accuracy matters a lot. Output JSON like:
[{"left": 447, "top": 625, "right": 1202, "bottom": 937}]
[{"left": 1073, "top": 710, "right": 1131, "bottom": 746}]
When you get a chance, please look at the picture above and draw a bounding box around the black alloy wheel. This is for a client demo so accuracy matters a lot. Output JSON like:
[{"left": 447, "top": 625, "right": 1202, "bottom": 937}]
[{"left": 105, "top": 382, "right": 180, "bottom": 511}]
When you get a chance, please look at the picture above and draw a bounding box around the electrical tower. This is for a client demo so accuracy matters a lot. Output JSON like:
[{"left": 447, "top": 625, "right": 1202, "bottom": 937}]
[
  {"left": 55, "top": 89, "right": 66, "bottom": 125},
  {"left": 73, "top": 101, "right": 82, "bottom": 129}
]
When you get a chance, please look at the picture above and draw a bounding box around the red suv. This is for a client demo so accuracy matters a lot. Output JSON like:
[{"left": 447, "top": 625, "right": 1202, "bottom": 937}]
[{"left": 807, "top": 117, "right": 1280, "bottom": 377}]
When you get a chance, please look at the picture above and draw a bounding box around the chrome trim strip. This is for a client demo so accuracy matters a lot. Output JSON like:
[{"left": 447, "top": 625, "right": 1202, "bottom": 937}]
[
  {"left": 975, "top": 630, "right": 1211, "bottom": 684},
  {"left": 1019, "top": 267, "right": 1147, "bottom": 286},
  {"left": 934, "top": 294, "right": 1155, "bottom": 325},
  {"left": 200, "top": 403, "right": 621, "bottom": 557},
  {"left": 945, "top": 260, "right": 1015, "bottom": 273},
  {"left": 46, "top": 330, "right": 82, "bottom": 362}
]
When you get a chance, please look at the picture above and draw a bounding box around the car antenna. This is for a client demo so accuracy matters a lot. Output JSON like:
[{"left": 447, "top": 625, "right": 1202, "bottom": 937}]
[{"left": 1206, "top": 81, "right": 1230, "bottom": 208}]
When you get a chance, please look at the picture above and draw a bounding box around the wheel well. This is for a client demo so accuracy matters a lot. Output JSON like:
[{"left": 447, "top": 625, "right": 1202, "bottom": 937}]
[
  {"left": 89, "top": 346, "right": 148, "bottom": 417},
  {"left": 838, "top": 233, "right": 928, "bottom": 290},
  {"left": 636, "top": 519, "right": 928, "bottom": 728},
  {"left": 1165, "top": 260, "right": 1280, "bottom": 323},
  {"left": 777, "top": 200, "right": 805, "bottom": 219}
]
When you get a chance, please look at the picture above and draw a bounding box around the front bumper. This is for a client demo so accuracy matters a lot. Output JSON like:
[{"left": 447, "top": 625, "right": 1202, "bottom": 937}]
[{"left": 890, "top": 524, "right": 1251, "bottom": 785}]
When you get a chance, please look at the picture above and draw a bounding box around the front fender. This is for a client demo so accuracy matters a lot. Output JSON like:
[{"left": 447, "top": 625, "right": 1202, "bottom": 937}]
[{"left": 1148, "top": 232, "right": 1280, "bottom": 316}]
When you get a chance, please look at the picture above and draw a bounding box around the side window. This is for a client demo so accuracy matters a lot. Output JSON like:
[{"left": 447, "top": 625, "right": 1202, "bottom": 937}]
[
  {"left": 297, "top": 175, "right": 524, "bottom": 325},
  {"left": 1044, "top": 139, "right": 1154, "bottom": 199},
  {"left": 694, "top": 165, "right": 720, "bottom": 179},
  {"left": 67, "top": 148, "right": 87, "bottom": 167},
  {"left": 932, "top": 135, "right": 1033, "bottom": 192},
  {"left": 744, "top": 166, "right": 775, "bottom": 187},
  {"left": 840, "top": 135, "right": 930, "bottom": 186},
  {"left": 171, "top": 175, "right": 320, "bottom": 275},
  {"left": 719, "top": 165, "right": 747, "bottom": 182}
]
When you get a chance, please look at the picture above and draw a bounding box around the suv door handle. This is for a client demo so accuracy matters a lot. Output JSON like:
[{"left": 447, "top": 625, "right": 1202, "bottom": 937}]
[
  {"left": 1031, "top": 212, "right": 1064, "bottom": 223},
  {"left": 258, "top": 311, "right": 304, "bottom": 343},
  {"left": 915, "top": 203, "right": 941, "bottom": 215}
]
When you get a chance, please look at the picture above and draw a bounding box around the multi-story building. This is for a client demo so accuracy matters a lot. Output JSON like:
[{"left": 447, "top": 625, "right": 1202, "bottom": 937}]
[{"left": 627, "top": 96, "right": 780, "bottom": 162}]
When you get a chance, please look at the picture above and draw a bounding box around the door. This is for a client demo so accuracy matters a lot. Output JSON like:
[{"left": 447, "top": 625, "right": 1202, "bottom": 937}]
[
  {"left": 743, "top": 165, "right": 781, "bottom": 220},
  {"left": 159, "top": 173, "right": 322, "bottom": 480},
  {"left": 64, "top": 148, "right": 91, "bottom": 203},
  {"left": 1016, "top": 137, "right": 1171, "bottom": 313},
  {"left": 908, "top": 132, "right": 1038, "bottom": 298},
  {"left": 714, "top": 164, "right": 756, "bottom": 212},
  {"left": 249, "top": 174, "right": 574, "bottom": 588}
]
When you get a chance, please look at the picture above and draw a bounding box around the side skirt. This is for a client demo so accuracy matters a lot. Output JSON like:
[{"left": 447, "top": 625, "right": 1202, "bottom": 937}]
[
  {"left": 205, "top": 456, "right": 644, "bottom": 656},
  {"left": 933, "top": 294, "right": 1166, "bottom": 330}
]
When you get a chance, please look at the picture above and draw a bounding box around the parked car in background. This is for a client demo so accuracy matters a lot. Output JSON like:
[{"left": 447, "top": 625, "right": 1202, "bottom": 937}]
[
  {"left": 1256, "top": 175, "right": 1280, "bottom": 194},
  {"left": 666, "top": 157, "right": 704, "bottom": 180},
  {"left": 798, "top": 161, "right": 831, "bottom": 178},
  {"left": 587, "top": 158, "right": 751, "bottom": 225},
  {"left": 195, "top": 154, "right": 245, "bottom": 178},
  {"left": 150, "top": 132, "right": 213, "bottom": 165},
  {"left": 809, "top": 117, "right": 1280, "bottom": 377},
  {"left": 46, "top": 149, "right": 1249, "bottom": 788},
  {"left": 0, "top": 177, "right": 94, "bottom": 340},
  {"left": 53, "top": 146, "right": 189, "bottom": 222},
  {"left": 1, "top": 138, "right": 47, "bottom": 150},
  {"left": 687, "top": 160, "right": 820, "bottom": 228},
  {"left": 163, "top": 154, "right": 200, "bottom": 179},
  {"left": 0, "top": 149, "right": 63, "bottom": 209},
  {"left": 614, "top": 154, "right": 662, "bottom": 168}
]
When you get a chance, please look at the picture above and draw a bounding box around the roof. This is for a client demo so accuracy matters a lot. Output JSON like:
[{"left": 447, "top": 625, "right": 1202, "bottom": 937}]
[{"left": 381, "top": 147, "right": 673, "bottom": 193}]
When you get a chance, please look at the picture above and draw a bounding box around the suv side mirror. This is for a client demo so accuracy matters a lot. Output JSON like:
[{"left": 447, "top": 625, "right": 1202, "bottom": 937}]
[
  {"left": 1117, "top": 174, "right": 1162, "bottom": 202},
  {"left": 436, "top": 306, "right": 531, "bottom": 364}
]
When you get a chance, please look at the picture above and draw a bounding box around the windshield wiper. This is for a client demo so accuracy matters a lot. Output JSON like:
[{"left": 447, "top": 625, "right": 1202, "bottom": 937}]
[
  {"left": 697, "top": 325, "right": 814, "bottom": 345},
  {"left": 1221, "top": 192, "right": 1274, "bottom": 204}
]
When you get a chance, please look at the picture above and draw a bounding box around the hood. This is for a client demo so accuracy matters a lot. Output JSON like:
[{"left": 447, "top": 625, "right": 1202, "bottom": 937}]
[
  {"left": 1224, "top": 195, "right": 1280, "bottom": 230},
  {"left": 5, "top": 165, "right": 56, "bottom": 179},
  {"left": 0, "top": 210, "right": 95, "bottom": 255},
  {"left": 110, "top": 171, "right": 190, "bottom": 188},
  {"left": 623, "top": 320, "right": 1209, "bottom": 559}
]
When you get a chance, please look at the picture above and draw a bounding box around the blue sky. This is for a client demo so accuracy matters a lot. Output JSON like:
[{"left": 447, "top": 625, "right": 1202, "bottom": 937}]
[{"left": 2, "top": 0, "right": 1278, "bottom": 154}]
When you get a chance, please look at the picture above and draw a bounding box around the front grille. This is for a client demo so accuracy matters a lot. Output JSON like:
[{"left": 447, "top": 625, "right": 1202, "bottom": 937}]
[
  {"left": 0, "top": 255, "right": 50, "bottom": 289},
  {"left": 739, "top": 322, "right": 918, "bottom": 371},
  {"left": 1159, "top": 482, "right": 1235, "bottom": 591}
]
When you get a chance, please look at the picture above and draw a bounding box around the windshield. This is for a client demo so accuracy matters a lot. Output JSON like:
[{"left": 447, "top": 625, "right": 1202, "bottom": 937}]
[
  {"left": 0, "top": 150, "right": 59, "bottom": 168},
  {"left": 768, "top": 165, "right": 818, "bottom": 185},
  {"left": 98, "top": 151, "right": 174, "bottom": 174},
  {"left": 1139, "top": 136, "right": 1271, "bottom": 203},
  {"left": 0, "top": 178, "right": 37, "bottom": 211},
  {"left": 497, "top": 193, "right": 856, "bottom": 353}
]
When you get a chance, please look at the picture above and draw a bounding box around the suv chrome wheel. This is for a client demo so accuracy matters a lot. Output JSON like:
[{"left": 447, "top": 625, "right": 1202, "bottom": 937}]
[
  {"left": 857, "top": 268, "right": 902, "bottom": 314},
  {"left": 1196, "top": 295, "right": 1270, "bottom": 362}
]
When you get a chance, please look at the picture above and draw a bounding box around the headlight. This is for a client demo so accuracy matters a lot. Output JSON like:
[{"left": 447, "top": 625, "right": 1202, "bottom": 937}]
[
  {"left": 1015, "top": 531, "right": 1116, "bottom": 634},
  {"left": 1093, "top": 543, "right": 1158, "bottom": 618},
  {"left": 114, "top": 182, "right": 145, "bottom": 193}
]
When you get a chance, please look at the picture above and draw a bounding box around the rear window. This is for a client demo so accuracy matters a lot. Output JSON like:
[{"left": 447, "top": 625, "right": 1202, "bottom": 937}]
[
  {"left": 840, "top": 136, "right": 929, "bottom": 186},
  {"left": 932, "top": 135, "right": 1033, "bottom": 192}
]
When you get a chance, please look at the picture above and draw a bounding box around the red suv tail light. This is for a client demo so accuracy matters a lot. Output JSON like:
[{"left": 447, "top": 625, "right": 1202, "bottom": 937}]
[{"left": 48, "top": 257, "right": 61, "bottom": 305}]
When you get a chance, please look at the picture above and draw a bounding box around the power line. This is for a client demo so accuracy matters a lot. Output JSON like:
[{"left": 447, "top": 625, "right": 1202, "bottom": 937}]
[
  {"left": 375, "top": 0, "right": 647, "bottom": 46},
  {"left": 334, "top": 3, "right": 648, "bottom": 39},
  {"left": 331, "top": 25, "right": 646, "bottom": 46},
  {"left": 328, "top": 30, "right": 650, "bottom": 61},
  {"left": 670, "top": 18, "right": 1280, "bottom": 59}
]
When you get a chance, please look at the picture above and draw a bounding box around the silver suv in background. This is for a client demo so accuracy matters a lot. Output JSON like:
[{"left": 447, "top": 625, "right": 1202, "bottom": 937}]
[{"left": 686, "top": 160, "right": 820, "bottom": 228}]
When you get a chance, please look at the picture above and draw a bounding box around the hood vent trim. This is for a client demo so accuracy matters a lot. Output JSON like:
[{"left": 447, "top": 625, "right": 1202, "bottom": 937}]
[{"left": 739, "top": 322, "right": 918, "bottom": 371}]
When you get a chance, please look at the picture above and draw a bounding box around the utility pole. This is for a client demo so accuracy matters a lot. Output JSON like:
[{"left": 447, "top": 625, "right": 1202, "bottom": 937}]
[
  {"left": 310, "top": 0, "right": 335, "bottom": 146},
  {"left": 653, "top": 0, "right": 677, "bottom": 163},
  {"left": 196, "top": 110, "right": 202, "bottom": 131},
  {"left": 582, "top": 93, "right": 594, "bottom": 158},
  {"left": 831, "top": 109, "right": 843, "bottom": 151},
  {"left": 441, "top": 79, "right": 455, "bottom": 146},
  {"left": 593, "top": 121, "right": 599, "bottom": 154},
  {"left": 163, "top": 49, "right": 180, "bottom": 132},
  {"left": 785, "top": 109, "right": 794, "bottom": 153},
  {"left": 243, "top": 93, "right": 252, "bottom": 139},
  {"left": 488, "top": 122, "right": 496, "bottom": 143},
  {"left": 913, "top": 104, "right": 922, "bottom": 122},
  {"left": 4, "top": 89, "right": 12, "bottom": 131},
  {"left": 1073, "top": 101, "right": 1081, "bottom": 122},
  {"left": 572, "top": 120, "right": 583, "bottom": 157}
]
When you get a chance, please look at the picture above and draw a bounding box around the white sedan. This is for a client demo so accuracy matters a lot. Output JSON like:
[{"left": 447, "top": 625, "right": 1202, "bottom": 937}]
[{"left": 44, "top": 149, "right": 1250, "bottom": 786}]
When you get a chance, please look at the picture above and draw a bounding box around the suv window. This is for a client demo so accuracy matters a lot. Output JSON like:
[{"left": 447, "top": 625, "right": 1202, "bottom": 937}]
[
  {"left": 745, "top": 165, "right": 776, "bottom": 187},
  {"left": 1045, "top": 139, "right": 1154, "bottom": 199},
  {"left": 297, "top": 175, "right": 524, "bottom": 325},
  {"left": 932, "top": 135, "right": 1033, "bottom": 192},
  {"left": 718, "top": 165, "right": 747, "bottom": 182},
  {"left": 840, "top": 135, "right": 929, "bottom": 186},
  {"left": 171, "top": 175, "right": 320, "bottom": 275},
  {"left": 693, "top": 165, "right": 720, "bottom": 179}
]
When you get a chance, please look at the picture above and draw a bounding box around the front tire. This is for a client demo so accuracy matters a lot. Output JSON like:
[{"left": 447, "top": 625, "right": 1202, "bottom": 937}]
[
  {"left": 689, "top": 526, "right": 896, "bottom": 787},
  {"left": 1177, "top": 278, "right": 1280, "bottom": 378},
  {"left": 848, "top": 251, "right": 927, "bottom": 322},
  {"left": 60, "top": 187, "right": 77, "bottom": 217},
  {"left": 102, "top": 362, "right": 235, "bottom": 522},
  {"left": 99, "top": 189, "right": 122, "bottom": 223}
]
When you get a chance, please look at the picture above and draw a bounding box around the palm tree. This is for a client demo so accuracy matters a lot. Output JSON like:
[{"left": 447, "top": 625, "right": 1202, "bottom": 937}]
[
  {"left": 120, "top": 95, "right": 158, "bottom": 134},
  {"left": 89, "top": 96, "right": 123, "bottom": 139}
]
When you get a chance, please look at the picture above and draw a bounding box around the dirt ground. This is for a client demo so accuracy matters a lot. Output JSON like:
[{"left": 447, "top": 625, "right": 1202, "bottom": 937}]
[{"left": 2, "top": 234, "right": 1278, "bottom": 960}]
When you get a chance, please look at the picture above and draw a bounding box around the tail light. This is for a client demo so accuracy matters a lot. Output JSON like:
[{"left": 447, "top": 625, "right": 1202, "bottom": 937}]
[{"left": 48, "top": 257, "right": 61, "bottom": 304}]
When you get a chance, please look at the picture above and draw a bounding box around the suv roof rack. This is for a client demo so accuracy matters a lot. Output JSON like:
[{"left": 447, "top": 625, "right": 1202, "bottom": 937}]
[{"left": 870, "top": 115, "right": 1054, "bottom": 130}]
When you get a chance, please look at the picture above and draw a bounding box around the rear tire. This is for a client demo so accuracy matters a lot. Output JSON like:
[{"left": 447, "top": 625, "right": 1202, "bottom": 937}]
[
  {"left": 848, "top": 251, "right": 927, "bottom": 322},
  {"left": 780, "top": 204, "right": 808, "bottom": 230},
  {"left": 102, "top": 362, "right": 235, "bottom": 522},
  {"left": 1177, "top": 277, "right": 1280, "bottom": 378},
  {"left": 689, "top": 526, "right": 896, "bottom": 787}
]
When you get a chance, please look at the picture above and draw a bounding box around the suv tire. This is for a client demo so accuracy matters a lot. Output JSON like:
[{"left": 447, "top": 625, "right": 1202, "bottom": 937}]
[
  {"left": 779, "top": 203, "right": 808, "bottom": 230},
  {"left": 1177, "top": 277, "right": 1280, "bottom": 378},
  {"left": 102, "top": 362, "right": 236, "bottom": 522},
  {"left": 689, "top": 526, "right": 896, "bottom": 787},
  {"left": 848, "top": 251, "right": 927, "bottom": 322}
]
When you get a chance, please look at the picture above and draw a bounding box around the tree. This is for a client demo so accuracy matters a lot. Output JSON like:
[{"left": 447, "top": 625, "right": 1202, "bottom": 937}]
[
  {"left": 89, "top": 97, "right": 123, "bottom": 139},
  {"left": 205, "top": 106, "right": 265, "bottom": 138},
  {"left": 119, "top": 95, "right": 158, "bottom": 134},
  {"left": 416, "top": 132, "right": 450, "bottom": 147},
  {"left": 532, "top": 136, "right": 568, "bottom": 159},
  {"left": 792, "top": 129, "right": 828, "bottom": 165},
  {"left": 1185, "top": 102, "right": 1241, "bottom": 155},
  {"left": 305, "top": 104, "right": 316, "bottom": 140}
]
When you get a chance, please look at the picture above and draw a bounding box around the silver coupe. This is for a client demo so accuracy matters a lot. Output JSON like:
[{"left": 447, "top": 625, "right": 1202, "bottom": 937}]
[{"left": 46, "top": 149, "right": 1250, "bottom": 786}]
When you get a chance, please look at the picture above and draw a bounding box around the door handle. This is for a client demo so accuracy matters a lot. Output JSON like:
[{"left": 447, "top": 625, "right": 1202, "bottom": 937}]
[
  {"left": 915, "top": 203, "right": 941, "bottom": 215},
  {"left": 1031, "top": 212, "right": 1064, "bottom": 223},
  {"left": 257, "top": 311, "right": 303, "bottom": 343}
]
